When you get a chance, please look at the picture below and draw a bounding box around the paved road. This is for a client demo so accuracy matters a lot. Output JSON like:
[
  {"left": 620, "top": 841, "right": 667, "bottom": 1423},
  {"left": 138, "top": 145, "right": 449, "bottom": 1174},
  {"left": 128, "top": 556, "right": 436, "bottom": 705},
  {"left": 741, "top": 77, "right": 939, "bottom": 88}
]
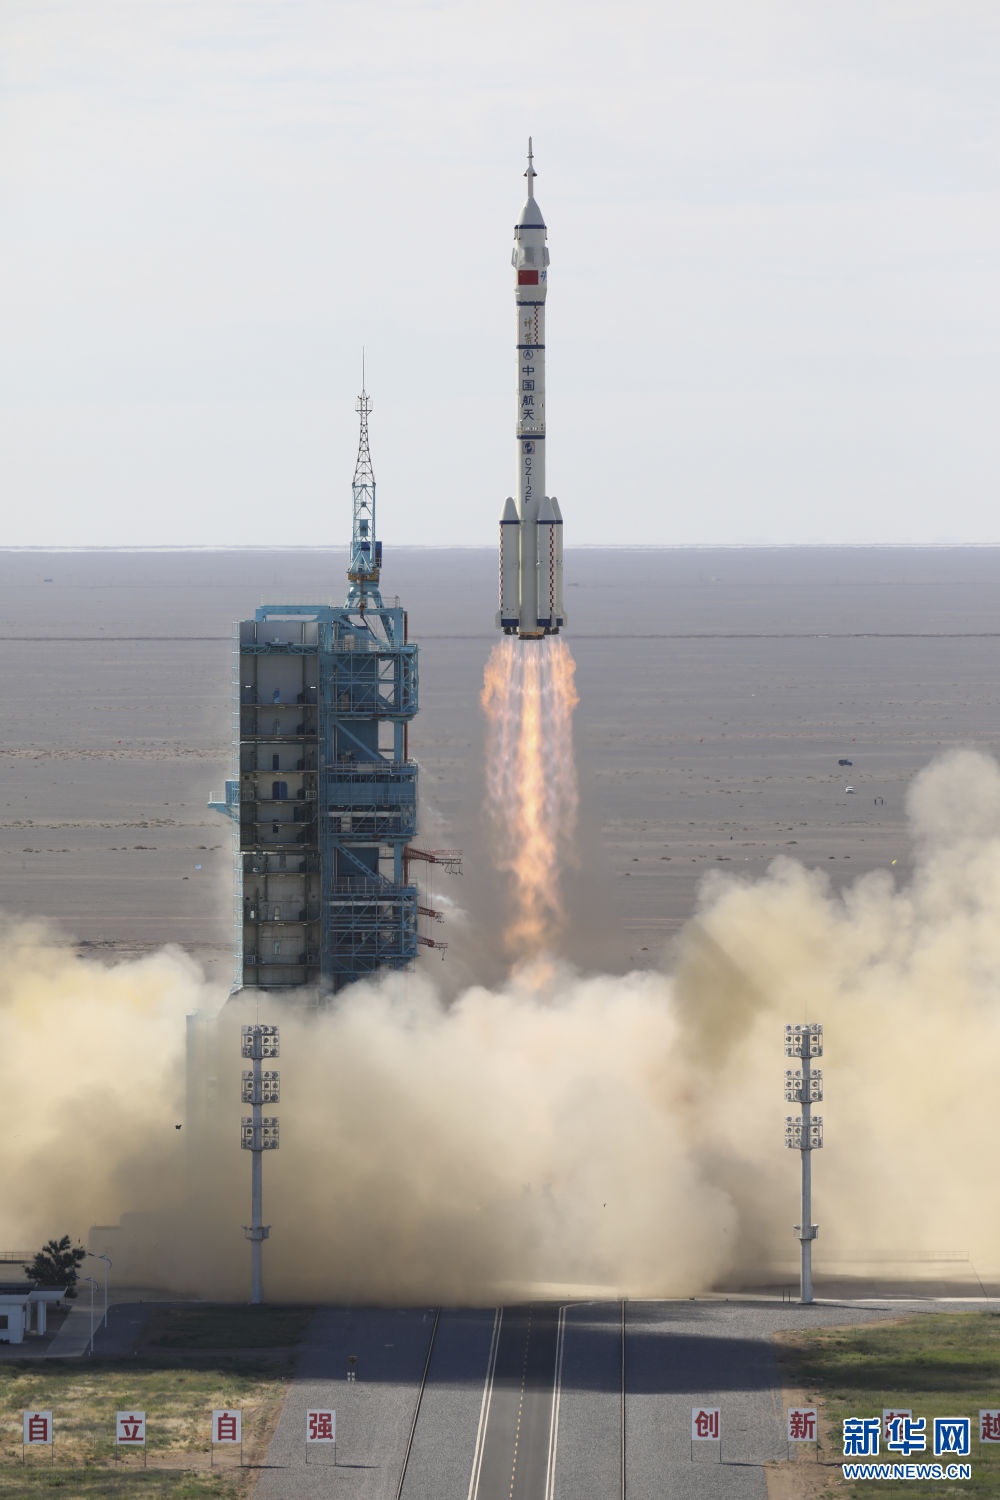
[
  {"left": 400, "top": 1308, "right": 496, "bottom": 1499},
  {"left": 45, "top": 1290, "right": 165, "bottom": 1357},
  {"left": 468, "top": 1305, "right": 561, "bottom": 1500},
  {"left": 255, "top": 1295, "right": 997, "bottom": 1499},
  {"left": 254, "top": 1306, "right": 435, "bottom": 1500}
]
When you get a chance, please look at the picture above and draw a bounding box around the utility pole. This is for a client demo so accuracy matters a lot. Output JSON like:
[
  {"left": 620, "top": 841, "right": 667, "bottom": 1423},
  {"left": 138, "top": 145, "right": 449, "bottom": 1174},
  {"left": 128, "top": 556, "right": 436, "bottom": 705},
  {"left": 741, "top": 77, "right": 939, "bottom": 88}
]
[
  {"left": 85, "top": 1251, "right": 112, "bottom": 1329},
  {"left": 784, "top": 1023, "right": 823, "bottom": 1304},
  {"left": 240, "top": 1024, "right": 280, "bottom": 1305},
  {"left": 80, "top": 1275, "right": 98, "bottom": 1355}
]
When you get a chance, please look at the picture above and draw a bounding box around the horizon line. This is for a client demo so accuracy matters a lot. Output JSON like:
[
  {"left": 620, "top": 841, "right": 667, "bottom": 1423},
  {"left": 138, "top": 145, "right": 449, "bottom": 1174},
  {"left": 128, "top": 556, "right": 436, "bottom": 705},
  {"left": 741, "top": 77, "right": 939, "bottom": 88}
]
[{"left": 2, "top": 541, "right": 1000, "bottom": 556}]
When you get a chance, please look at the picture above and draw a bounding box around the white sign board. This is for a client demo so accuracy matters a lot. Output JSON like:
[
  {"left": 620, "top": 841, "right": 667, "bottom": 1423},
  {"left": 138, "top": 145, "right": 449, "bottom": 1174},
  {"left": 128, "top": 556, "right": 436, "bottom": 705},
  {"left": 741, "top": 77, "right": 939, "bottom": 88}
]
[
  {"left": 23, "top": 1411, "right": 52, "bottom": 1445},
  {"left": 116, "top": 1412, "right": 146, "bottom": 1445},
  {"left": 787, "top": 1408, "right": 817, "bottom": 1441},
  {"left": 883, "top": 1409, "right": 912, "bottom": 1441},
  {"left": 980, "top": 1411, "right": 1000, "bottom": 1444},
  {"left": 691, "top": 1407, "right": 720, "bottom": 1441},
  {"left": 306, "top": 1409, "right": 336, "bottom": 1444},
  {"left": 212, "top": 1409, "right": 242, "bottom": 1444}
]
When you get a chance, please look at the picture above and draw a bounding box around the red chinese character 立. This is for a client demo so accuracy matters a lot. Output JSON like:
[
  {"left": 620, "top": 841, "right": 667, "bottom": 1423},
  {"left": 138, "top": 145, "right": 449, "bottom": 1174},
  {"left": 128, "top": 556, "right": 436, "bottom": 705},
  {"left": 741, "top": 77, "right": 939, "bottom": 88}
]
[
  {"left": 119, "top": 1416, "right": 143, "bottom": 1442},
  {"left": 309, "top": 1411, "right": 334, "bottom": 1440}
]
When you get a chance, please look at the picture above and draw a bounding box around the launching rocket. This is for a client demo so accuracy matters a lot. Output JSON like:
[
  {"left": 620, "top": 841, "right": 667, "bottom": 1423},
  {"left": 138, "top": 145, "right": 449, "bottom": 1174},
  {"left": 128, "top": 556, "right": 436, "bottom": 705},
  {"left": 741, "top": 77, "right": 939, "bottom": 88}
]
[{"left": 497, "top": 141, "right": 566, "bottom": 638}]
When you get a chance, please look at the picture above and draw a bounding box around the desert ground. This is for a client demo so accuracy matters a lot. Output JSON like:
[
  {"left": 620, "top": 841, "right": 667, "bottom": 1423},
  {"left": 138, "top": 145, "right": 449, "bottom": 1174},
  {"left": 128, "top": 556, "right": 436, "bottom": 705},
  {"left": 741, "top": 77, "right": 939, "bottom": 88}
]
[{"left": 0, "top": 545, "right": 997, "bottom": 984}]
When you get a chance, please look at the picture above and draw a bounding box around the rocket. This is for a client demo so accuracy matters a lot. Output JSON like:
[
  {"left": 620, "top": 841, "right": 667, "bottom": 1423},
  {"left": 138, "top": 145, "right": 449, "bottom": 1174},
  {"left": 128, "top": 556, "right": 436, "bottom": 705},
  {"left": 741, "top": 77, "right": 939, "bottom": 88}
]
[{"left": 497, "top": 140, "right": 566, "bottom": 638}]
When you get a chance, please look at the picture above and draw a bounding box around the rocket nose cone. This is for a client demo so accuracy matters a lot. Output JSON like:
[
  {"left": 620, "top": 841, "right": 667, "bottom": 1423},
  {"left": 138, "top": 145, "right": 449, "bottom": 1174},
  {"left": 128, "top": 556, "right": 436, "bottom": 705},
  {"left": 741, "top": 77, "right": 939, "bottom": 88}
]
[{"left": 516, "top": 197, "right": 546, "bottom": 229}]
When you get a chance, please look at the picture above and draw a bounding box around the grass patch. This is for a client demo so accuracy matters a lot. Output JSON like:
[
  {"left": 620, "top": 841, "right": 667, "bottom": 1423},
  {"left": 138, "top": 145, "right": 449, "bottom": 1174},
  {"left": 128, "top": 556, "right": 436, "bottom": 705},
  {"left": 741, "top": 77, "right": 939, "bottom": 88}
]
[
  {"left": 0, "top": 1471, "right": 241, "bottom": 1497},
  {"left": 144, "top": 1305, "right": 312, "bottom": 1351},
  {"left": 776, "top": 1311, "right": 1000, "bottom": 1496},
  {"left": 0, "top": 1304, "right": 313, "bottom": 1497}
]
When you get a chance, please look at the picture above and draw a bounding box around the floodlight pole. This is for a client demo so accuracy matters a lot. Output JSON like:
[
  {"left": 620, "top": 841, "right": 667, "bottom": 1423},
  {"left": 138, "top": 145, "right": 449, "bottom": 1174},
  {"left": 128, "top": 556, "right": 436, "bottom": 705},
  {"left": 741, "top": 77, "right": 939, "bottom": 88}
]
[
  {"left": 241, "top": 1025, "right": 280, "bottom": 1306},
  {"left": 800, "top": 1048, "right": 814, "bottom": 1305},
  {"left": 784, "top": 1024, "right": 823, "bottom": 1305}
]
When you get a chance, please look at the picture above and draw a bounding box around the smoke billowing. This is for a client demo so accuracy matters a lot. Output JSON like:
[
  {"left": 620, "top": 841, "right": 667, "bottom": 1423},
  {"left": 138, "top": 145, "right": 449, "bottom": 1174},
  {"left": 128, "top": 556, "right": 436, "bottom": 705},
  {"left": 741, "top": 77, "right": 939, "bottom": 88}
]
[{"left": 5, "top": 749, "right": 1000, "bottom": 1298}]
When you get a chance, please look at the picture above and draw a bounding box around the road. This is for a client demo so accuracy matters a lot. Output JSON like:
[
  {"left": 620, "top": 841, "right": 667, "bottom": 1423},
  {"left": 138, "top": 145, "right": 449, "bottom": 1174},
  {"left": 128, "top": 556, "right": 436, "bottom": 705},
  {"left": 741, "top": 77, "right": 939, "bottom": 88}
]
[
  {"left": 255, "top": 1295, "right": 990, "bottom": 1498},
  {"left": 466, "top": 1305, "right": 561, "bottom": 1500}
]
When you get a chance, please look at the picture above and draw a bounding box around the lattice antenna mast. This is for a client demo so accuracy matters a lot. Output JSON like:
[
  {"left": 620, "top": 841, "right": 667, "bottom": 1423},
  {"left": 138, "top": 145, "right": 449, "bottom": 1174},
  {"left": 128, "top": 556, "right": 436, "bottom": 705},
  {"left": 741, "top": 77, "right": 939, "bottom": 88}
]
[{"left": 345, "top": 363, "right": 383, "bottom": 613}]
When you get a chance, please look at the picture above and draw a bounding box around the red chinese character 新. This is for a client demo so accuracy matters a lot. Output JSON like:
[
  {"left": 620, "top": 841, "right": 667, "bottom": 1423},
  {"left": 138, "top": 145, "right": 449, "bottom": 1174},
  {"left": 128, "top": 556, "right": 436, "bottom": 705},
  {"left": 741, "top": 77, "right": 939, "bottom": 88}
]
[{"left": 789, "top": 1410, "right": 816, "bottom": 1439}]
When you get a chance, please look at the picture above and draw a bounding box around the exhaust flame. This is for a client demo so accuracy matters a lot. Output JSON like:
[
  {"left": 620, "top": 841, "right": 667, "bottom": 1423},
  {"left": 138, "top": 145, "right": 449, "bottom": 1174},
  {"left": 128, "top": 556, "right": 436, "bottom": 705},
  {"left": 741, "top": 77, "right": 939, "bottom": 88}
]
[{"left": 481, "top": 636, "right": 579, "bottom": 957}]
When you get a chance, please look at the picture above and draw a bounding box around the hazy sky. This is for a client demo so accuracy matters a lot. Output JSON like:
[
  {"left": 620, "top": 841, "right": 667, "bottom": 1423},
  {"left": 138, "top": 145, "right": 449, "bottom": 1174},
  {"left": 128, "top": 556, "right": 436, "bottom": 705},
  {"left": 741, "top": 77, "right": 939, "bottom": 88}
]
[{"left": 3, "top": 1, "right": 999, "bottom": 548}]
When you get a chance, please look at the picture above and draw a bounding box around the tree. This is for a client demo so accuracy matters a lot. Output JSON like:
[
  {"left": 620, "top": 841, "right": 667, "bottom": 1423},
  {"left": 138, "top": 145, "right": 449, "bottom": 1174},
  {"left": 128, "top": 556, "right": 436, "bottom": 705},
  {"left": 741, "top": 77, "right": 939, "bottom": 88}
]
[{"left": 24, "top": 1236, "right": 86, "bottom": 1299}]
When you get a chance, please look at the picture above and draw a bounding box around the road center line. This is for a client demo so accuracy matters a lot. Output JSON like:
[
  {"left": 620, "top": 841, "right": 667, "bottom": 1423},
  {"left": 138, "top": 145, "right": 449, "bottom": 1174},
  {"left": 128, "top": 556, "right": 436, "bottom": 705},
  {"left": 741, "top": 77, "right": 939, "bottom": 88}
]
[{"left": 508, "top": 1308, "right": 533, "bottom": 1497}]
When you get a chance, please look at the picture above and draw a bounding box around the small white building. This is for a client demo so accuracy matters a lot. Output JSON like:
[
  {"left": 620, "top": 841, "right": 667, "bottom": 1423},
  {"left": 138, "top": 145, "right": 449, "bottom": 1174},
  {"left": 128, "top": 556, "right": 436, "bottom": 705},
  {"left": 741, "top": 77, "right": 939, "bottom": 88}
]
[{"left": 0, "top": 1284, "right": 67, "bottom": 1344}]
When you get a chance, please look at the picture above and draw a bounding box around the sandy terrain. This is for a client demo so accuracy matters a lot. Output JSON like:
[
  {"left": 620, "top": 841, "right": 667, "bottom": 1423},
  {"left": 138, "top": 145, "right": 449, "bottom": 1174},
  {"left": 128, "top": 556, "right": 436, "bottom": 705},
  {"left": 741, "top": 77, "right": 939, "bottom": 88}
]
[{"left": 0, "top": 546, "right": 997, "bottom": 984}]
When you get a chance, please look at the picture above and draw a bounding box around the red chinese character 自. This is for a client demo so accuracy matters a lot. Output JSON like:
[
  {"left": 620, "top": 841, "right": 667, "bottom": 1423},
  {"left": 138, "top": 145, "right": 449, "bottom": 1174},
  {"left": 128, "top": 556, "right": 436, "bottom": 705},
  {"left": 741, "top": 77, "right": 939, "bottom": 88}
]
[
  {"left": 216, "top": 1413, "right": 238, "bottom": 1442},
  {"left": 309, "top": 1411, "right": 334, "bottom": 1440},
  {"left": 27, "top": 1414, "right": 50, "bottom": 1443}
]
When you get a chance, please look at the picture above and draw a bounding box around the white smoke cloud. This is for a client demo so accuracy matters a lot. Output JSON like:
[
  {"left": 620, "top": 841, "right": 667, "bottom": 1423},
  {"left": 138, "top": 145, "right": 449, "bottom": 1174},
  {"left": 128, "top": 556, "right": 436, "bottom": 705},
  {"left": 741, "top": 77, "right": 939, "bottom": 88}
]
[{"left": 6, "top": 749, "right": 1000, "bottom": 1299}]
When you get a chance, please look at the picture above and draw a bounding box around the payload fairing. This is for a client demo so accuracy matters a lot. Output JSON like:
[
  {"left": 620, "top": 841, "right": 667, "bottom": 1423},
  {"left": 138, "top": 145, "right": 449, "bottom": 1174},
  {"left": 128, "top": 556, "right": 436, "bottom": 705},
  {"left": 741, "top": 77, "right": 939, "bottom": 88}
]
[{"left": 497, "top": 141, "right": 566, "bottom": 638}]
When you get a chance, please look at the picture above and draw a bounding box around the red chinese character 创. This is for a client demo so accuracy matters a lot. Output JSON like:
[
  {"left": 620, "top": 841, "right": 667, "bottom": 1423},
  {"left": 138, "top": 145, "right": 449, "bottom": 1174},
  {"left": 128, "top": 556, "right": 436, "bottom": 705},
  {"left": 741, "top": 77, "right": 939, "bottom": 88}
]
[
  {"left": 308, "top": 1411, "right": 334, "bottom": 1440},
  {"left": 694, "top": 1409, "right": 719, "bottom": 1439},
  {"left": 26, "top": 1414, "right": 50, "bottom": 1443},
  {"left": 981, "top": 1411, "right": 1000, "bottom": 1442},
  {"left": 216, "top": 1413, "right": 238, "bottom": 1442},
  {"left": 789, "top": 1409, "right": 817, "bottom": 1440}
]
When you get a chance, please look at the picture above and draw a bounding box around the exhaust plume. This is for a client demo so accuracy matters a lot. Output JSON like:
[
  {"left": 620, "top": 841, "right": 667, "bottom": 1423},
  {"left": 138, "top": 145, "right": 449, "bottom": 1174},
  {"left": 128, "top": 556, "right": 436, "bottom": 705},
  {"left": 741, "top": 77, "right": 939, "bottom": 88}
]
[
  {"left": 4, "top": 750, "right": 1000, "bottom": 1299},
  {"left": 481, "top": 636, "right": 579, "bottom": 957}
]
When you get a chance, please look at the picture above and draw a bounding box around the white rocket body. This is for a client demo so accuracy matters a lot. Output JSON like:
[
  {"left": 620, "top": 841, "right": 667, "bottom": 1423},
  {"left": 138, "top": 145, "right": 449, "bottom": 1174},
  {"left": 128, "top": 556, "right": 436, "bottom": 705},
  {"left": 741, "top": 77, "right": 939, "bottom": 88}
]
[{"left": 496, "top": 142, "right": 566, "bottom": 638}]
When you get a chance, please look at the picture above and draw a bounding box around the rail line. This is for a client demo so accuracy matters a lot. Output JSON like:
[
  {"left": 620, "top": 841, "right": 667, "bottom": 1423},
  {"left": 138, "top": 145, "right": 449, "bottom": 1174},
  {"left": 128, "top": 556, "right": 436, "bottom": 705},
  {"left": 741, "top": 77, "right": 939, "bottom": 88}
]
[{"left": 394, "top": 1306, "right": 440, "bottom": 1500}]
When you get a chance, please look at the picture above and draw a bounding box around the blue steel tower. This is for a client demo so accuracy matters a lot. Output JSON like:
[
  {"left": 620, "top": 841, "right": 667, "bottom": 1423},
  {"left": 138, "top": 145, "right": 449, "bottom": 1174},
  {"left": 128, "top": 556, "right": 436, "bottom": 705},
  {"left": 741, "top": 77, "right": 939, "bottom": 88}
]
[{"left": 212, "top": 383, "right": 432, "bottom": 998}]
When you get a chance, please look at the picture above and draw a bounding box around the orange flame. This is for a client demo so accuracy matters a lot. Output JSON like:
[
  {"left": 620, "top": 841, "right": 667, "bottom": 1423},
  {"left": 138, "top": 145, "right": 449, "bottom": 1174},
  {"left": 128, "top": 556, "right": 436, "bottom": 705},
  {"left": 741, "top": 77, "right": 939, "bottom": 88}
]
[{"left": 481, "top": 636, "right": 579, "bottom": 958}]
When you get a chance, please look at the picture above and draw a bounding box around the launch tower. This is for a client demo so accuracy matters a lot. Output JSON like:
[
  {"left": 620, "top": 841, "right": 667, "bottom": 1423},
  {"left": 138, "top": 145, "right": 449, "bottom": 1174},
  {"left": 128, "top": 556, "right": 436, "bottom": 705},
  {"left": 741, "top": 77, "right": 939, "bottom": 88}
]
[{"left": 211, "top": 385, "right": 451, "bottom": 997}]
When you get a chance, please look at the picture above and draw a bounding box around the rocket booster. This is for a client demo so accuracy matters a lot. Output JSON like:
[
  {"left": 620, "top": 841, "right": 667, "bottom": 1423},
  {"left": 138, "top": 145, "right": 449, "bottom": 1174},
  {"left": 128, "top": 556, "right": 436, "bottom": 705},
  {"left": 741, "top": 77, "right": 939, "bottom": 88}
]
[{"left": 497, "top": 141, "right": 566, "bottom": 638}]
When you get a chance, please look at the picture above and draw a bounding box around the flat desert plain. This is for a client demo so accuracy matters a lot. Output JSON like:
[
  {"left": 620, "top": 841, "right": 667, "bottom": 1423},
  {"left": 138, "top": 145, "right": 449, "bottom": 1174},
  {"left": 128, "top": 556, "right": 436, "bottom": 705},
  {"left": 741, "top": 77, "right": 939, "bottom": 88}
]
[{"left": 0, "top": 546, "right": 997, "bottom": 986}]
